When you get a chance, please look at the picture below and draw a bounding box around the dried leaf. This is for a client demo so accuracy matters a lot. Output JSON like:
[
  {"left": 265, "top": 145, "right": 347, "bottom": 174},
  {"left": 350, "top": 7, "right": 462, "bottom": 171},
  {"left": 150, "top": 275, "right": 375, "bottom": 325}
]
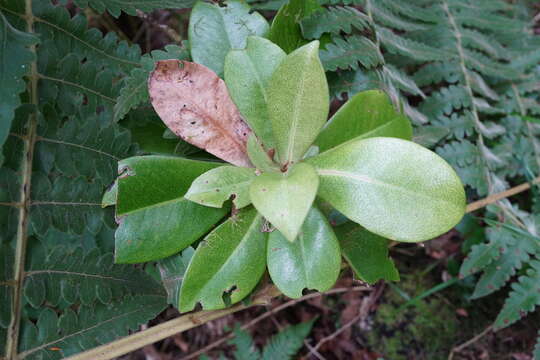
[{"left": 148, "top": 60, "right": 252, "bottom": 167}]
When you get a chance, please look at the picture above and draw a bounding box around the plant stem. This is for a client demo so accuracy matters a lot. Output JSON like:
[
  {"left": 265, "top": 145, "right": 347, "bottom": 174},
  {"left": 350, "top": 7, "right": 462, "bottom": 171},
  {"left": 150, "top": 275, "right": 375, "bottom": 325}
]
[{"left": 6, "top": 0, "right": 38, "bottom": 358}]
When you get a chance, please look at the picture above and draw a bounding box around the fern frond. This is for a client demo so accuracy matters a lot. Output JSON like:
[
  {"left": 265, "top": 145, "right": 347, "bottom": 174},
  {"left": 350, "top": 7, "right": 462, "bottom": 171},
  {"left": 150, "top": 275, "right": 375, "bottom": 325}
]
[
  {"left": 378, "top": 0, "right": 442, "bottom": 23},
  {"left": 229, "top": 325, "right": 260, "bottom": 360},
  {"left": 23, "top": 243, "right": 164, "bottom": 308},
  {"left": 413, "top": 61, "right": 461, "bottom": 87},
  {"left": 18, "top": 295, "right": 167, "bottom": 359},
  {"left": 534, "top": 331, "right": 540, "bottom": 360},
  {"left": 261, "top": 319, "right": 316, "bottom": 360},
  {"left": 114, "top": 44, "right": 189, "bottom": 122},
  {"left": 420, "top": 86, "right": 470, "bottom": 119},
  {"left": 463, "top": 49, "right": 518, "bottom": 80},
  {"left": 69, "top": 0, "right": 196, "bottom": 17},
  {"left": 0, "top": 12, "right": 38, "bottom": 153},
  {"left": 437, "top": 140, "right": 487, "bottom": 194},
  {"left": 376, "top": 25, "right": 448, "bottom": 62},
  {"left": 301, "top": 6, "right": 369, "bottom": 39},
  {"left": 369, "top": 1, "right": 429, "bottom": 32},
  {"left": 433, "top": 112, "right": 475, "bottom": 140},
  {"left": 320, "top": 35, "right": 384, "bottom": 71},
  {"left": 494, "top": 260, "right": 540, "bottom": 330},
  {"left": 471, "top": 227, "right": 538, "bottom": 299}
]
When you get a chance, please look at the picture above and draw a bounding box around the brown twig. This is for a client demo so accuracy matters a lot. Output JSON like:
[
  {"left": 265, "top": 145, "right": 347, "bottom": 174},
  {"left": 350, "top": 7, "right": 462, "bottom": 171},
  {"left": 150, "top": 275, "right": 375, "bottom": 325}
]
[
  {"left": 181, "top": 286, "right": 371, "bottom": 360},
  {"left": 447, "top": 325, "right": 493, "bottom": 360},
  {"left": 465, "top": 176, "right": 540, "bottom": 213}
]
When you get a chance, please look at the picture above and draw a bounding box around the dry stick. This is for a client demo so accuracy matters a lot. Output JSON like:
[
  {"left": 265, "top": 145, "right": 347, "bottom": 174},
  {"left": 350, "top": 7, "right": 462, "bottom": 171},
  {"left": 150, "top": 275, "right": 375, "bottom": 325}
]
[
  {"left": 447, "top": 325, "right": 493, "bottom": 360},
  {"left": 66, "top": 177, "right": 538, "bottom": 360},
  {"left": 182, "top": 286, "right": 371, "bottom": 360},
  {"left": 465, "top": 176, "right": 540, "bottom": 213}
]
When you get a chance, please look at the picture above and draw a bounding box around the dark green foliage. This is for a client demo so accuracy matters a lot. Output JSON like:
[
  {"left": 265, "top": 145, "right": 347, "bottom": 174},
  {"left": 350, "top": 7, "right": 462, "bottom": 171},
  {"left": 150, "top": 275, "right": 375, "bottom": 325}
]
[{"left": 0, "top": 0, "right": 172, "bottom": 357}]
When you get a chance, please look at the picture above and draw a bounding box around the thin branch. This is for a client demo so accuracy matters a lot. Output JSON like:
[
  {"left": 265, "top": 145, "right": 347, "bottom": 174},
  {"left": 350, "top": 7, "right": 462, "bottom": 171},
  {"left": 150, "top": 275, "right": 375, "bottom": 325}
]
[
  {"left": 447, "top": 325, "right": 493, "bottom": 360},
  {"left": 181, "top": 286, "right": 371, "bottom": 360},
  {"left": 465, "top": 176, "right": 540, "bottom": 213}
]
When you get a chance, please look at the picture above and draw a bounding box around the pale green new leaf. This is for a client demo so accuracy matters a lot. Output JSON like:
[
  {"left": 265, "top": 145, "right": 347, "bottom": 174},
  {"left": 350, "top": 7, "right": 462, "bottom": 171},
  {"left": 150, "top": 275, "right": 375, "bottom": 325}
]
[
  {"left": 179, "top": 208, "right": 267, "bottom": 311},
  {"left": 267, "top": 207, "right": 340, "bottom": 298},
  {"left": 268, "top": 41, "right": 329, "bottom": 165},
  {"left": 188, "top": 0, "right": 269, "bottom": 77},
  {"left": 250, "top": 163, "right": 319, "bottom": 242},
  {"left": 307, "top": 137, "right": 466, "bottom": 242},
  {"left": 185, "top": 166, "right": 257, "bottom": 209},
  {"left": 315, "top": 90, "right": 413, "bottom": 152},
  {"left": 115, "top": 156, "right": 228, "bottom": 263},
  {"left": 336, "top": 222, "right": 399, "bottom": 284},
  {"left": 225, "top": 36, "right": 286, "bottom": 149}
]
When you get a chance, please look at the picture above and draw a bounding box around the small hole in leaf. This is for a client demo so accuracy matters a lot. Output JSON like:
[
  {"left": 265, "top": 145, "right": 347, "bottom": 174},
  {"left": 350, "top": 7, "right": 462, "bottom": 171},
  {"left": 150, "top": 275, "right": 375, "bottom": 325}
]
[
  {"left": 191, "top": 121, "right": 196, "bottom": 125},
  {"left": 222, "top": 285, "right": 238, "bottom": 307}
]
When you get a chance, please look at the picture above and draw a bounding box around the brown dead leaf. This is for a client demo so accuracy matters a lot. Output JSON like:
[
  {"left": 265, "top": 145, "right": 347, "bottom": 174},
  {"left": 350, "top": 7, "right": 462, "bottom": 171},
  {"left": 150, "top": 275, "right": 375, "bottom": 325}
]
[{"left": 148, "top": 60, "right": 252, "bottom": 167}]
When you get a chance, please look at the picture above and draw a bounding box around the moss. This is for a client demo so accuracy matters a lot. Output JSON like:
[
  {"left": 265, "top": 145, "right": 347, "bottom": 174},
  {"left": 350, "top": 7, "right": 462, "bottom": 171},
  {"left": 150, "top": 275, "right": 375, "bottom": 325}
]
[{"left": 365, "top": 275, "right": 460, "bottom": 360}]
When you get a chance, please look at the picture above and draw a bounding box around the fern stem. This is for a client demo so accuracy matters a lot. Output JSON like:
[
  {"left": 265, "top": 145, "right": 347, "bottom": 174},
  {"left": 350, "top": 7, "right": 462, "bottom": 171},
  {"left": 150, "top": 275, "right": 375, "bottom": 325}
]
[
  {"left": 441, "top": 1, "right": 493, "bottom": 194},
  {"left": 6, "top": 0, "right": 38, "bottom": 358}
]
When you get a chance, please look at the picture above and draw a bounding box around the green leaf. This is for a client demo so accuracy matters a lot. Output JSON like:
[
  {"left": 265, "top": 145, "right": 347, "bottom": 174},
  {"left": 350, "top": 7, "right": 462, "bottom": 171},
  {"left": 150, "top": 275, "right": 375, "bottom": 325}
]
[
  {"left": 336, "top": 222, "right": 399, "bottom": 284},
  {"left": 268, "top": 41, "right": 329, "bottom": 165},
  {"left": 494, "top": 261, "right": 540, "bottom": 330},
  {"left": 225, "top": 36, "right": 286, "bottom": 149},
  {"left": 179, "top": 208, "right": 267, "bottom": 311},
  {"left": 250, "top": 163, "right": 319, "bottom": 242},
  {"left": 268, "top": 0, "right": 321, "bottom": 53},
  {"left": 315, "top": 90, "right": 413, "bottom": 152},
  {"left": 247, "top": 134, "right": 280, "bottom": 173},
  {"left": 157, "top": 247, "right": 195, "bottom": 307},
  {"left": 188, "top": 0, "right": 269, "bottom": 77},
  {"left": 267, "top": 206, "right": 341, "bottom": 298},
  {"left": 261, "top": 318, "right": 316, "bottom": 360},
  {"left": 115, "top": 156, "right": 228, "bottom": 263},
  {"left": 185, "top": 166, "right": 257, "bottom": 209},
  {"left": 307, "top": 137, "right": 466, "bottom": 242},
  {"left": 0, "top": 12, "right": 38, "bottom": 153}
]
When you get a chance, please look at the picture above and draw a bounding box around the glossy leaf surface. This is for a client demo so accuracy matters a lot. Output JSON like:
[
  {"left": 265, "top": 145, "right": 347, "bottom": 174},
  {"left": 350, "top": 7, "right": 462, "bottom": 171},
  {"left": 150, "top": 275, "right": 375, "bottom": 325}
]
[
  {"left": 250, "top": 163, "right": 319, "bottom": 242},
  {"left": 115, "top": 156, "right": 228, "bottom": 263},
  {"left": 315, "top": 90, "right": 413, "bottom": 152},
  {"left": 148, "top": 60, "right": 252, "bottom": 167},
  {"left": 188, "top": 0, "right": 269, "bottom": 76},
  {"left": 268, "top": 41, "right": 329, "bottom": 165},
  {"left": 267, "top": 207, "right": 341, "bottom": 298},
  {"left": 336, "top": 223, "right": 399, "bottom": 284},
  {"left": 225, "top": 37, "right": 286, "bottom": 149},
  {"left": 185, "top": 166, "right": 257, "bottom": 209},
  {"left": 179, "top": 208, "right": 267, "bottom": 311},
  {"left": 307, "top": 137, "right": 466, "bottom": 242}
]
